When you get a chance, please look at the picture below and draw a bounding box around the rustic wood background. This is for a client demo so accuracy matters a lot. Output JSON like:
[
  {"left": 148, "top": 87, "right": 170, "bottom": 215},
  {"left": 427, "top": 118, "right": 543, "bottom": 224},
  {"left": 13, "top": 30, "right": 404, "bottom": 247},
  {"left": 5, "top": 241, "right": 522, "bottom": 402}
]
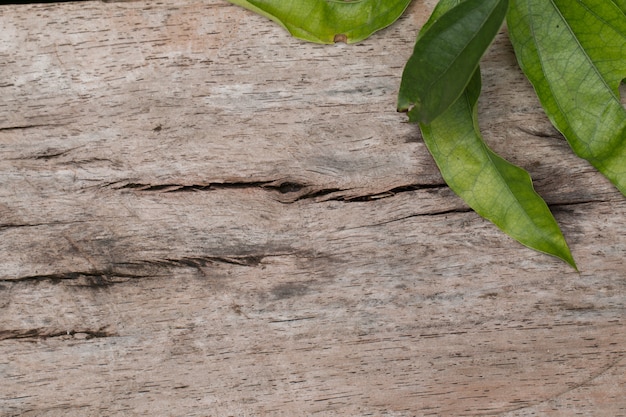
[{"left": 1, "top": 0, "right": 625, "bottom": 415}]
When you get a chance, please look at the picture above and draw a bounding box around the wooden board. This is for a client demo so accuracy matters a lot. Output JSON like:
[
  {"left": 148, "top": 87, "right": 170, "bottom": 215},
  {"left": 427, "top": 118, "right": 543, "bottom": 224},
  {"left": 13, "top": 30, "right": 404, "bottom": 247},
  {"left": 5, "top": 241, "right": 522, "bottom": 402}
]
[{"left": 1, "top": 1, "right": 625, "bottom": 415}]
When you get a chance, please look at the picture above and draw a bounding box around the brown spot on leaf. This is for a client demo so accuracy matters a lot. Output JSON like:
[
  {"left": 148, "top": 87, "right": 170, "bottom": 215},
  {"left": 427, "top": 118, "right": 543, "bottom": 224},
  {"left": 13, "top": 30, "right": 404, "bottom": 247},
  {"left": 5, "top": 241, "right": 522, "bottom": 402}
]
[{"left": 334, "top": 34, "right": 348, "bottom": 43}]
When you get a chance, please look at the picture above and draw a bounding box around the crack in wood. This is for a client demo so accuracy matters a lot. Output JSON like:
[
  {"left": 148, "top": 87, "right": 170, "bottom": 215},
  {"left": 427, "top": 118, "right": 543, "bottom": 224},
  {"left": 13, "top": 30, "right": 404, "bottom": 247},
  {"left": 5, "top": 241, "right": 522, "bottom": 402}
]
[
  {"left": 163, "top": 255, "right": 266, "bottom": 268},
  {"left": 0, "top": 220, "right": 85, "bottom": 231},
  {"left": 109, "top": 180, "right": 276, "bottom": 193},
  {"left": 106, "top": 179, "right": 449, "bottom": 204},
  {"left": 2, "top": 251, "right": 301, "bottom": 285},
  {"left": 1, "top": 270, "right": 147, "bottom": 286},
  {"left": 548, "top": 198, "right": 610, "bottom": 210},
  {"left": 0, "top": 123, "right": 68, "bottom": 131},
  {"left": 341, "top": 207, "right": 474, "bottom": 231},
  {"left": 28, "top": 145, "right": 85, "bottom": 160},
  {"left": 269, "top": 316, "right": 317, "bottom": 323},
  {"left": 516, "top": 125, "right": 565, "bottom": 140},
  {"left": 125, "top": 255, "right": 271, "bottom": 273},
  {"left": 335, "top": 183, "right": 447, "bottom": 202},
  {"left": 0, "top": 327, "right": 115, "bottom": 342}
]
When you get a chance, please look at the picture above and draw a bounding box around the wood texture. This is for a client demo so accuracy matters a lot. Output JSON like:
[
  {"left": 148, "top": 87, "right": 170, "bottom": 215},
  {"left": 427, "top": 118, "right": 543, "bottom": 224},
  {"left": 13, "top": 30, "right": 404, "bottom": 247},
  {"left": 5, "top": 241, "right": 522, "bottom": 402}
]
[{"left": 1, "top": 1, "right": 625, "bottom": 415}]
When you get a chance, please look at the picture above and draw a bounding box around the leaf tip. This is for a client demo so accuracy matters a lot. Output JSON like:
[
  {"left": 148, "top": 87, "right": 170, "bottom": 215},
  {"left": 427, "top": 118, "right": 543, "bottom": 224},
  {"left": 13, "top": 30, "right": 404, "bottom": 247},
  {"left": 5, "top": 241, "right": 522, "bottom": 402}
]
[
  {"left": 544, "top": 244, "right": 578, "bottom": 271},
  {"left": 564, "top": 253, "right": 579, "bottom": 272}
]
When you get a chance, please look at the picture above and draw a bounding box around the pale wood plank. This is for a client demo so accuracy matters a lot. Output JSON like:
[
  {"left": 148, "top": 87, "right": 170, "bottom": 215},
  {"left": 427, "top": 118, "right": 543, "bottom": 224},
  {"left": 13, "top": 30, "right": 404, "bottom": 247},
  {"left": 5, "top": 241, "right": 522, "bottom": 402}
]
[{"left": 1, "top": 1, "right": 625, "bottom": 416}]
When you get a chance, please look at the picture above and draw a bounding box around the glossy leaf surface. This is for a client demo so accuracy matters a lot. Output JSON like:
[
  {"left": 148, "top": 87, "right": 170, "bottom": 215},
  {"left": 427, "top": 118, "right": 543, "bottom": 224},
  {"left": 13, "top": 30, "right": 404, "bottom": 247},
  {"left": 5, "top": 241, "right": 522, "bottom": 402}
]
[
  {"left": 508, "top": 0, "right": 626, "bottom": 195},
  {"left": 227, "top": 0, "right": 412, "bottom": 44},
  {"left": 397, "top": 0, "right": 508, "bottom": 124}
]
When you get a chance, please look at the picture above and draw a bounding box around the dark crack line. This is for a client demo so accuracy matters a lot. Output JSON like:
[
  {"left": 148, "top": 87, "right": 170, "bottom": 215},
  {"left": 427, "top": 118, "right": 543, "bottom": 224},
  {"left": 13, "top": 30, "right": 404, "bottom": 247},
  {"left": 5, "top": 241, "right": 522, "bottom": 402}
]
[
  {"left": 33, "top": 145, "right": 85, "bottom": 160},
  {"left": 269, "top": 316, "right": 317, "bottom": 323},
  {"left": 0, "top": 123, "right": 68, "bottom": 132},
  {"left": 1, "top": 271, "right": 149, "bottom": 286},
  {"left": 115, "top": 252, "right": 299, "bottom": 278},
  {"left": 158, "top": 252, "right": 301, "bottom": 269},
  {"left": 163, "top": 255, "right": 267, "bottom": 268},
  {"left": 343, "top": 208, "right": 474, "bottom": 231},
  {"left": 0, "top": 220, "right": 84, "bottom": 231},
  {"left": 548, "top": 198, "right": 611, "bottom": 210},
  {"left": 517, "top": 125, "right": 565, "bottom": 140},
  {"left": 0, "top": 327, "right": 115, "bottom": 342},
  {"left": 109, "top": 180, "right": 278, "bottom": 193},
  {"left": 107, "top": 179, "right": 449, "bottom": 203},
  {"left": 326, "top": 183, "right": 447, "bottom": 203}
]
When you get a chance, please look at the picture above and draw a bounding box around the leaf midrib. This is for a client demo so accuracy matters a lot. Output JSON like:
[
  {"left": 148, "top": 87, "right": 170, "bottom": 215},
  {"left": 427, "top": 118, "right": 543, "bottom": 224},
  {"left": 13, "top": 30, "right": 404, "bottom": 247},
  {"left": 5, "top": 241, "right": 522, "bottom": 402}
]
[{"left": 421, "top": 0, "right": 501, "bottom": 107}]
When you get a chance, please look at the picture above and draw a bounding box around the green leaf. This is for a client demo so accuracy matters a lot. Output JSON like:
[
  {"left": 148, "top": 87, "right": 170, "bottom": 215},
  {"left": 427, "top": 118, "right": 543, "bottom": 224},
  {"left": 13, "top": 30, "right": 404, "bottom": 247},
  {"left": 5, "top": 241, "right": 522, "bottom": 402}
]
[
  {"left": 227, "top": 0, "right": 412, "bottom": 44},
  {"left": 400, "top": 0, "right": 576, "bottom": 268},
  {"left": 420, "top": 70, "right": 577, "bottom": 269},
  {"left": 507, "top": 0, "right": 626, "bottom": 196},
  {"left": 397, "top": 0, "right": 509, "bottom": 124},
  {"left": 612, "top": 0, "right": 626, "bottom": 13}
]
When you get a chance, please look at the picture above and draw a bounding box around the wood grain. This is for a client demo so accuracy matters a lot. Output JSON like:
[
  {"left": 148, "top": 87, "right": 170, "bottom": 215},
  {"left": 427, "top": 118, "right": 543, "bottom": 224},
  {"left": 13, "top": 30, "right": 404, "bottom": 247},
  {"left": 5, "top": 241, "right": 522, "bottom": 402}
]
[{"left": 1, "top": 0, "right": 625, "bottom": 415}]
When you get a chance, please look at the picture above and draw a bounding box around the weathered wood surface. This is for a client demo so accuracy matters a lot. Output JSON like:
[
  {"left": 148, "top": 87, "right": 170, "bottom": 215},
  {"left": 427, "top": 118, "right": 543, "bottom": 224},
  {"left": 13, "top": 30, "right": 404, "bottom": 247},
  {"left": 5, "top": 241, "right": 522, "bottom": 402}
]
[{"left": 1, "top": 0, "right": 625, "bottom": 415}]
